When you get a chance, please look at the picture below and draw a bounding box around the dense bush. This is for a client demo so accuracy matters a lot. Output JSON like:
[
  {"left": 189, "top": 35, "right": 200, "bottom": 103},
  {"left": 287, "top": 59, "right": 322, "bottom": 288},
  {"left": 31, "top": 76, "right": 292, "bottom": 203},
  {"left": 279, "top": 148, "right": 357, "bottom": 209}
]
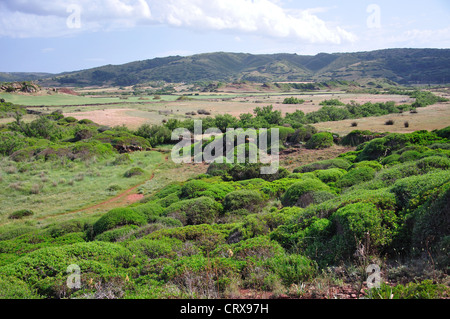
[
  {"left": 0, "top": 275, "right": 41, "bottom": 299},
  {"left": 305, "top": 132, "right": 334, "bottom": 149},
  {"left": 314, "top": 168, "right": 347, "bottom": 183},
  {"left": 223, "top": 190, "right": 266, "bottom": 213},
  {"left": 93, "top": 208, "right": 147, "bottom": 236},
  {"left": 281, "top": 179, "right": 330, "bottom": 207},
  {"left": 294, "top": 158, "right": 351, "bottom": 173},
  {"left": 336, "top": 167, "right": 376, "bottom": 188},
  {"left": 410, "top": 183, "right": 450, "bottom": 254},
  {"left": 124, "top": 167, "right": 145, "bottom": 178},
  {"left": 164, "top": 196, "right": 223, "bottom": 226},
  {"left": 329, "top": 202, "right": 398, "bottom": 260},
  {"left": 283, "top": 97, "right": 305, "bottom": 105},
  {"left": 8, "top": 209, "right": 34, "bottom": 220}
]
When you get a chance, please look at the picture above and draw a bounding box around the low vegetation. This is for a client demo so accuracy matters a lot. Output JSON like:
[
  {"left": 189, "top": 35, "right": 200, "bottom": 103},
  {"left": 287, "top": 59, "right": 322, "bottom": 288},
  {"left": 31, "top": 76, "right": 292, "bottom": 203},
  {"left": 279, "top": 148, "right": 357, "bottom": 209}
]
[{"left": 0, "top": 85, "right": 449, "bottom": 300}]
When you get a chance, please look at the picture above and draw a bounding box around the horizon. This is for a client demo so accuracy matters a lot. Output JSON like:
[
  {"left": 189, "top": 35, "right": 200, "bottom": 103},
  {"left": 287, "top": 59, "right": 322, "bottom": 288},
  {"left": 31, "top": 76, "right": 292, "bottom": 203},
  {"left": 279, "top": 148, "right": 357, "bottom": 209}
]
[
  {"left": 2, "top": 47, "right": 449, "bottom": 76},
  {"left": 1, "top": 0, "right": 449, "bottom": 73}
]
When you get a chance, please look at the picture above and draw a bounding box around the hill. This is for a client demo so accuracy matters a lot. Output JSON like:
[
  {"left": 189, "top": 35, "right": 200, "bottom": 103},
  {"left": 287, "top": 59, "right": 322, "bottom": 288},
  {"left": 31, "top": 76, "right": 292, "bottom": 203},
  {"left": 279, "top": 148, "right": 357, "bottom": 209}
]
[
  {"left": 34, "top": 48, "right": 450, "bottom": 87},
  {"left": 0, "top": 72, "right": 54, "bottom": 82}
]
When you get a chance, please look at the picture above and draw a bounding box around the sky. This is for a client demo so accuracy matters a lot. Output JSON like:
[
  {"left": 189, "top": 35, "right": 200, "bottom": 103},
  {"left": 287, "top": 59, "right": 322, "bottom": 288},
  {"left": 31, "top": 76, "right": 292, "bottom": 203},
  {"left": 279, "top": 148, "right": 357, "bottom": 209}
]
[{"left": 0, "top": 0, "right": 449, "bottom": 73}]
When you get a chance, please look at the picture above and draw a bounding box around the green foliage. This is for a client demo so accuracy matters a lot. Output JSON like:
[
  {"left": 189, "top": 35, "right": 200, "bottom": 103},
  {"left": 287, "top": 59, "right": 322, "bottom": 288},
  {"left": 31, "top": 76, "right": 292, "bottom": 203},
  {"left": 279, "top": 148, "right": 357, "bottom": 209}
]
[
  {"left": 0, "top": 132, "right": 27, "bottom": 156},
  {"left": 95, "top": 225, "right": 140, "bottom": 242},
  {"left": 329, "top": 202, "right": 398, "bottom": 260},
  {"left": 124, "top": 167, "right": 145, "bottom": 178},
  {"left": 135, "top": 124, "right": 172, "bottom": 147},
  {"left": 336, "top": 167, "right": 376, "bottom": 188},
  {"left": 340, "top": 130, "right": 385, "bottom": 147},
  {"left": 349, "top": 161, "right": 383, "bottom": 171},
  {"left": 265, "top": 254, "right": 317, "bottom": 286},
  {"left": 164, "top": 196, "right": 222, "bottom": 226},
  {"left": 8, "top": 209, "right": 34, "bottom": 220},
  {"left": 93, "top": 208, "right": 147, "bottom": 236},
  {"left": 305, "top": 132, "right": 334, "bottom": 149},
  {"left": 283, "top": 97, "right": 305, "bottom": 105},
  {"left": 320, "top": 99, "right": 346, "bottom": 106},
  {"left": 410, "top": 182, "right": 450, "bottom": 254},
  {"left": 223, "top": 190, "right": 266, "bottom": 213},
  {"left": 314, "top": 168, "right": 347, "bottom": 183},
  {"left": 0, "top": 275, "right": 41, "bottom": 299},
  {"left": 148, "top": 224, "right": 232, "bottom": 253},
  {"left": 294, "top": 158, "right": 351, "bottom": 173},
  {"left": 231, "top": 236, "right": 285, "bottom": 261},
  {"left": 132, "top": 202, "right": 164, "bottom": 221},
  {"left": 390, "top": 170, "right": 450, "bottom": 209},
  {"left": 281, "top": 179, "right": 330, "bottom": 207},
  {"left": 367, "top": 280, "right": 450, "bottom": 299}
]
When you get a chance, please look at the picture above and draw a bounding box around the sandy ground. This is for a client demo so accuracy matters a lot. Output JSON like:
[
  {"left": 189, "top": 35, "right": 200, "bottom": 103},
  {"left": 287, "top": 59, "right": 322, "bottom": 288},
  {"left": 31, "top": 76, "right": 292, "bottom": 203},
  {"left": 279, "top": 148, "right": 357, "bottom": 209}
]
[{"left": 66, "top": 108, "right": 150, "bottom": 128}]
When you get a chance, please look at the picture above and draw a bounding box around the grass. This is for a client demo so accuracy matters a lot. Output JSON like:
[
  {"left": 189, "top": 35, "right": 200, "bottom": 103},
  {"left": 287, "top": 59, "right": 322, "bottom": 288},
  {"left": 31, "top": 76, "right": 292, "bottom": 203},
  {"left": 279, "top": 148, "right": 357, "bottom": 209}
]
[{"left": 0, "top": 151, "right": 164, "bottom": 226}]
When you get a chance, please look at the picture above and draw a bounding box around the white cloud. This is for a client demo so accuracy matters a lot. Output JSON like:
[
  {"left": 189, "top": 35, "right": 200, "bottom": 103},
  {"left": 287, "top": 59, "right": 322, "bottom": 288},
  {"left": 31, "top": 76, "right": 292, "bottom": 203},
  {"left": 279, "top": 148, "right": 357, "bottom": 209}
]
[{"left": 0, "top": 0, "right": 356, "bottom": 44}]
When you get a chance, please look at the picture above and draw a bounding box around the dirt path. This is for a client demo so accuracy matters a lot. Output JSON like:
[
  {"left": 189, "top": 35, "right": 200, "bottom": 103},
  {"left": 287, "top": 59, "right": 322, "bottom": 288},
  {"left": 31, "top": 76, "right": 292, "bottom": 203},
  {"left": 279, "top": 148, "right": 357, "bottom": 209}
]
[{"left": 36, "top": 154, "right": 169, "bottom": 221}]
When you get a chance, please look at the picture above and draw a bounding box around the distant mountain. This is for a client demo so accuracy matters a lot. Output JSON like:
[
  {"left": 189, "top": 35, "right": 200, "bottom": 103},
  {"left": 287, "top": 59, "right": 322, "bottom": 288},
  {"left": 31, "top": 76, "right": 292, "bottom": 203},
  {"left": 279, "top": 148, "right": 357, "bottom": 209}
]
[
  {"left": 0, "top": 72, "right": 54, "bottom": 82},
  {"left": 36, "top": 48, "right": 450, "bottom": 86}
]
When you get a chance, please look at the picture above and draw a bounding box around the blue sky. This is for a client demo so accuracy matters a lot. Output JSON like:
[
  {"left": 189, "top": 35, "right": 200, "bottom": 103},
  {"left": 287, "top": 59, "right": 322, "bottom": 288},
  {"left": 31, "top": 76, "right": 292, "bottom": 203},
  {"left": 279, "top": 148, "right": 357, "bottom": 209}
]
[{"left": 0, "top": 0, "right": 449, "bottom": 73}]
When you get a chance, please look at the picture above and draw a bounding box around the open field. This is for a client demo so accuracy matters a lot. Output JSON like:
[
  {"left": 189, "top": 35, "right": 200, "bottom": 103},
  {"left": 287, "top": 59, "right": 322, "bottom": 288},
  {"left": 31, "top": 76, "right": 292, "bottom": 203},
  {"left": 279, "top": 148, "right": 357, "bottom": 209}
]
[
  {"left": 313, "top": 102, "right": 450, "bottom": 136},
  {"left": 0, "top": 91, "right": 417, "bottom": 129}
]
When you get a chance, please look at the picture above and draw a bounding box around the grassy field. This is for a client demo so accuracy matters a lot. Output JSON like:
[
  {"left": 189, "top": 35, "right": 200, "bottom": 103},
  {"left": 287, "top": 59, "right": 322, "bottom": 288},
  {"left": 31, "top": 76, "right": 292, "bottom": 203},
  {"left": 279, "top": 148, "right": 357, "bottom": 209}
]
[{"left": 0, "top": 151, "right": 165, "bottom": 226}]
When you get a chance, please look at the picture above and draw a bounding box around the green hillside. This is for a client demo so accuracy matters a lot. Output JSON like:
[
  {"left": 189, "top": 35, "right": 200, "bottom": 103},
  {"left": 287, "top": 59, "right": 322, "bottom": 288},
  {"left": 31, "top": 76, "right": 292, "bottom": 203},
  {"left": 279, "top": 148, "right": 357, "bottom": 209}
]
[{"left": 35, "top": 48, "right": 450, "bottom": 87}]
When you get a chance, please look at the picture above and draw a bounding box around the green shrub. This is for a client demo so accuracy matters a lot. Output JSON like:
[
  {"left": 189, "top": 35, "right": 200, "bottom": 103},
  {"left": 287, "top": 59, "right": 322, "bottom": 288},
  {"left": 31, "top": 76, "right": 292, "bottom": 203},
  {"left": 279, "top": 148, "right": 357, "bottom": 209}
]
[
  {"left": 381, "top": 154, "right": 401, "bottom": 166},
  {"left": 231, "top": 236, "right": 285, "bottom": 261},
  {"left": 265, "top": 254, "right": 317, "bottom": 286},
  {"left": 113, "top": 153, "right": 132, "bottom": 165},
  {"left": 305, "top": 132, "right": 334, "bottom": 149},
  {"left": 314, "top": 168, "right": 347, "bottom": 183},
  {"left": 132, "top": 202, "right": 164, "bottom": 221},
  {"left": 93, "top": 208, "right": 147, "bottom": 235},
  {"left": 329, "top": 202, "right": 397, "bottom": 260},
  {"left": 349, "top": 161, "right": 383, "bottom": 171},
  {"left": 45, "top": 220, "right": 85, "bottom": 238},
  {"left": 0, "top": 241, "right": 131, "bottom": 298},
  {"left": 336, "top": 167, "right": 376, "bottom": 188},
  {"left": 148, "top": 224, "right": 231, "bottom": 253},
  {"left": 295, "top": 190, "right": 337, "bottom": 208},
  {"left": 164, "top": 196, "right": 222, "bottom": 226},
  {"left": 180, "top": 180, "right": 210, "bottom": 199},
  {"left": 294, "top": 158, "right": 351, "bottom": 173},
  {"left": 281, "top": 179, "right": 330, "bottom": 207},
  {"left": 206, "top": 161, "right": 233, "bottom": 177},
  {"left": 8, "top": 209, "right": 34, "bottom": 220},
  {"left": 390, "top": 170, "right": 450, "bottom": 209},
  {"left": 341, "top": 130, "right": 384, "bottom": 147},
  {"left": 95, "top": 225, "right": 140, "bottom": 242},
  {"left": 283, "top": 97, "right": 305, "bottom": 105},
  {"left": 410, "top": 182, "right": 450, "bottom": 252},
  {"left": 223, "top": 190, "right": 266, "bottom": 214},
  {"left": 0, "top": 275, "right": 41, "bottom": 299},
  {"left": 435, "top": 126, "right": 450, "bottom": 139},
  {"left": 124, "top": 167, "right": 145, "bottom": 178},
  {"left": 415, "top": 156, "right": 450, "bottom": 171},
  {"left": 125, "top": 237, "right": 183, "bottom": 259},
  {"left": 398, "top": 150, "right": 421, "bottom": 163},
  {"left": 368, "top": 280, "right": 449, "bottom": 299}
]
